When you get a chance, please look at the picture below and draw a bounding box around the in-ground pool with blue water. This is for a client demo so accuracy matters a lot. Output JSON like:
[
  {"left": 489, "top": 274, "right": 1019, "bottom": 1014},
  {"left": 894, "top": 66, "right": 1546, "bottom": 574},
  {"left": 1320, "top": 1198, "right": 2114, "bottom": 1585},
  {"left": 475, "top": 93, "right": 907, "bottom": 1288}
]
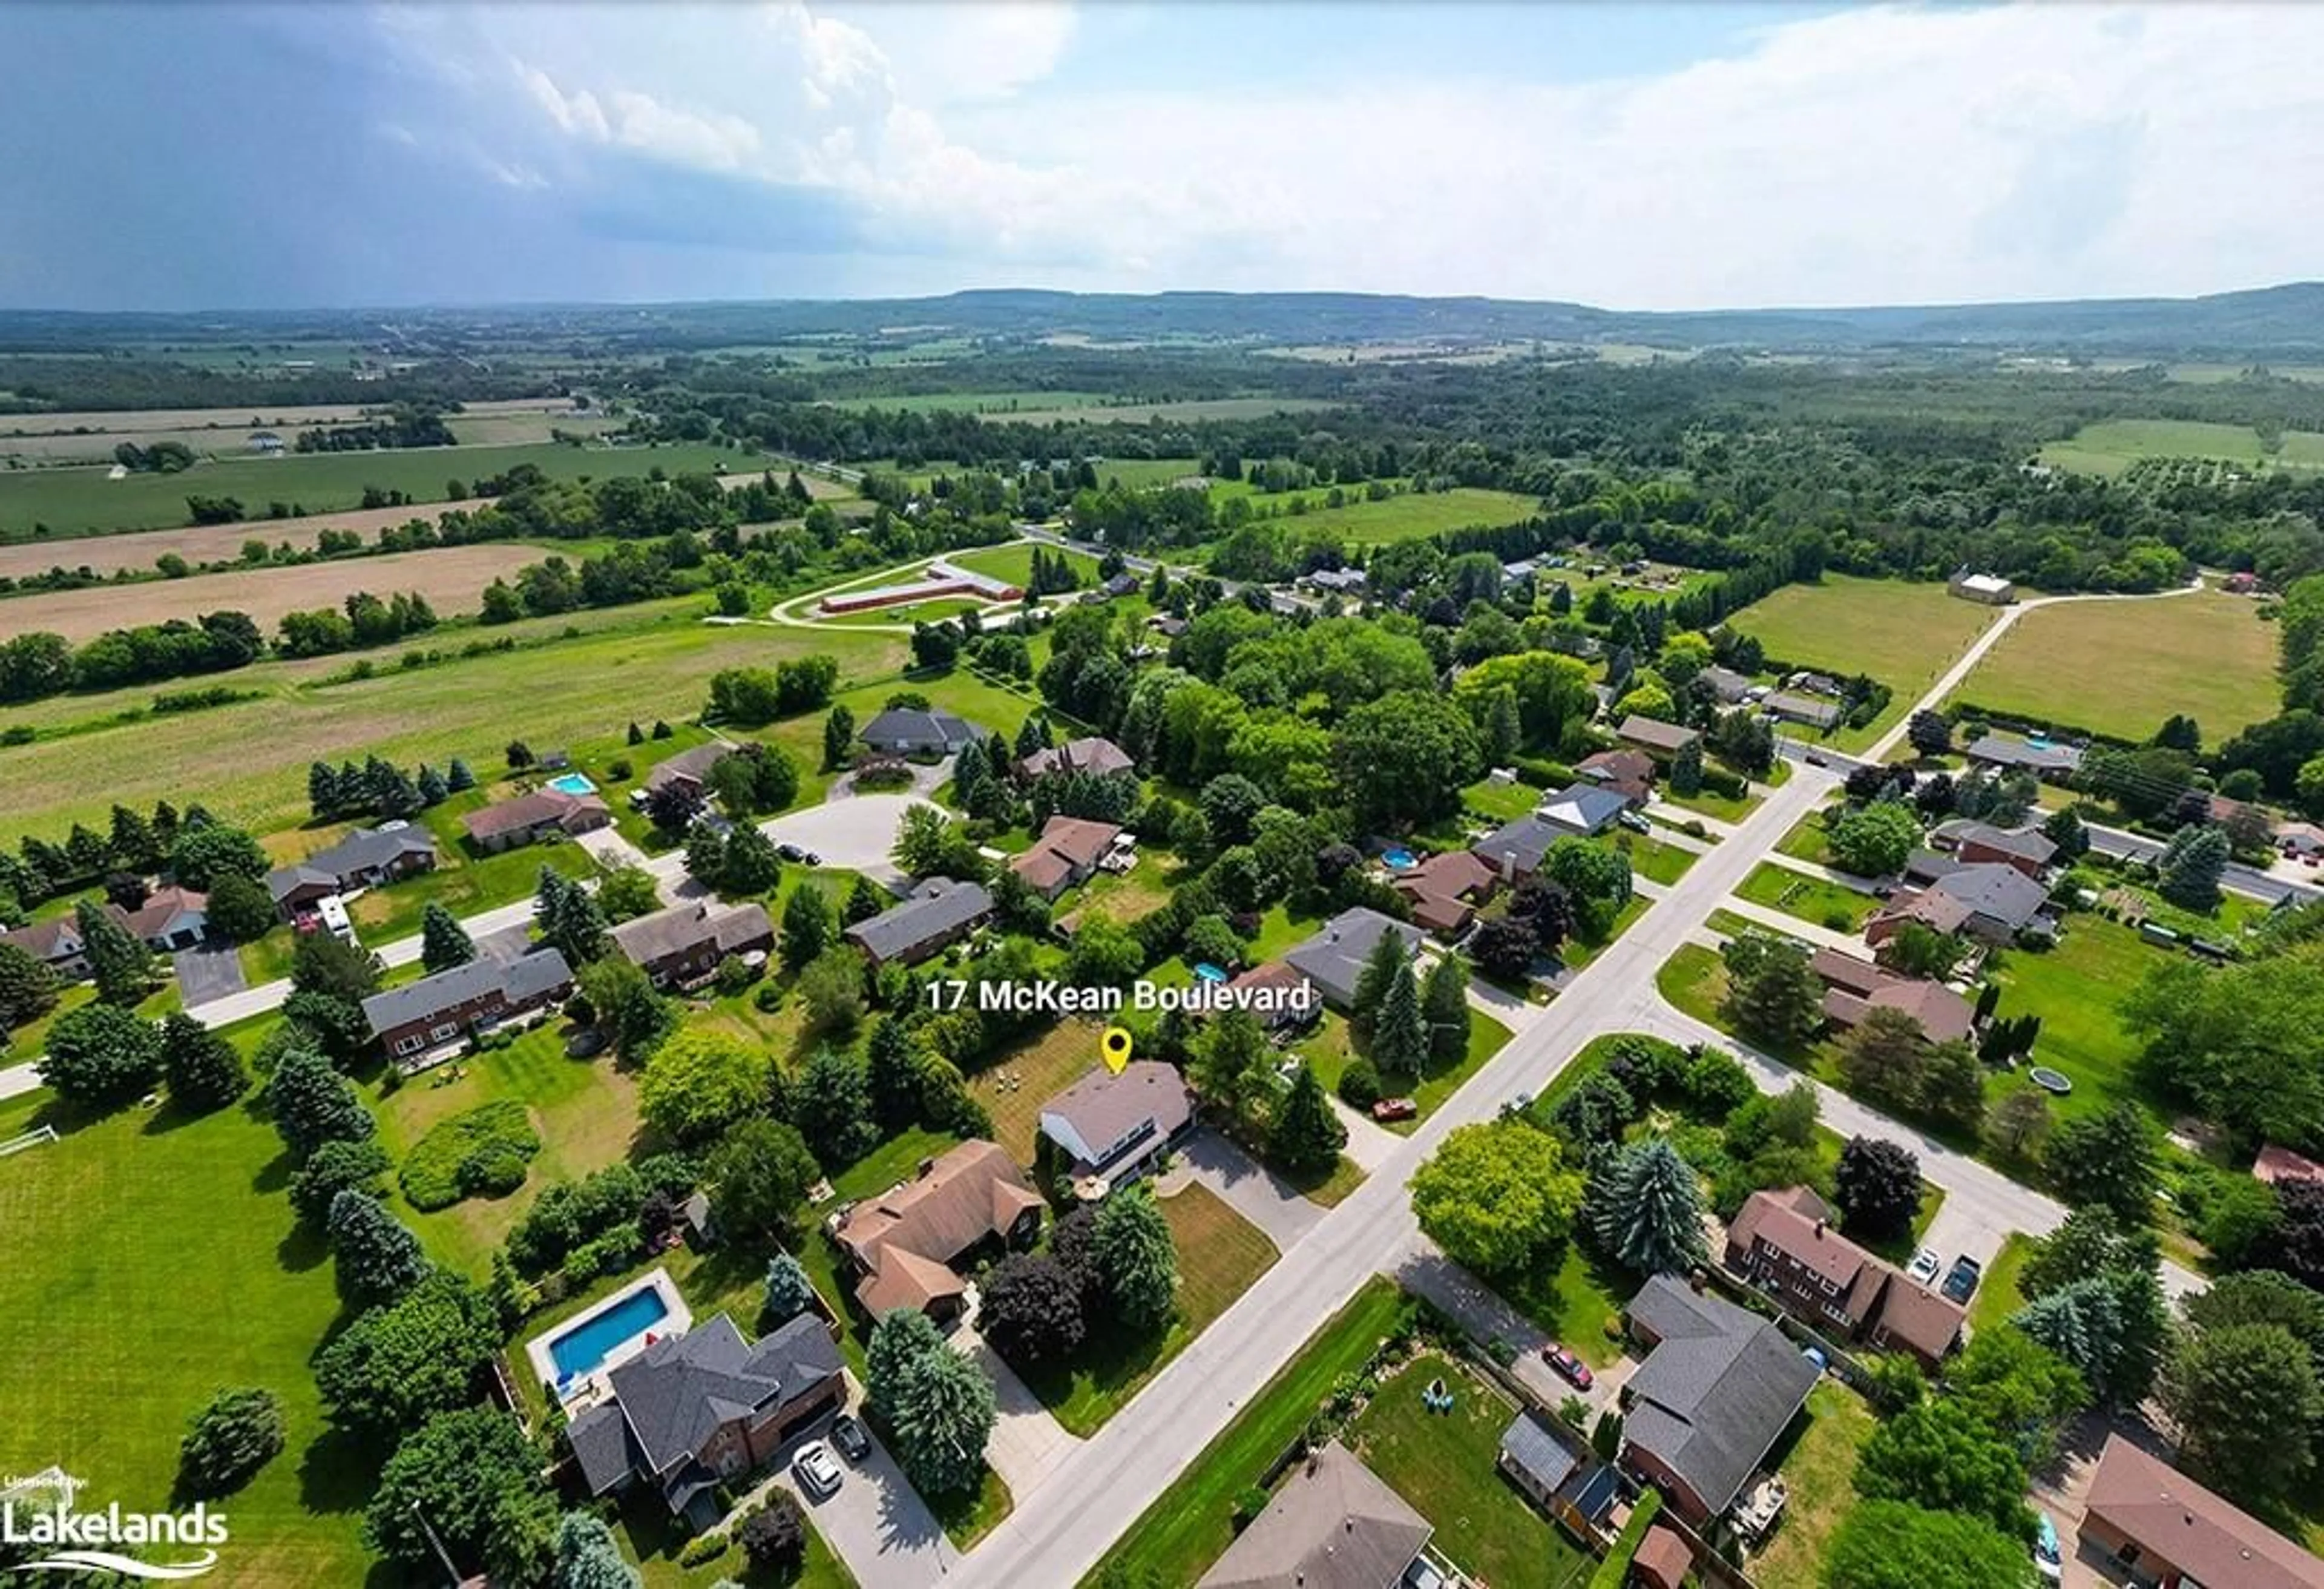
[
  {"left": 550, "top": 1286, "right": 669, "bottom": 1380},
  {"left": 1381, "top": 847, "right": 1419, "bottom": 870},
  {"left": 1194, "top": 963, "right": 1229, "bottom": 984},
  {"left": 547, "top": 772, "right": 599, "bottom": 797}
]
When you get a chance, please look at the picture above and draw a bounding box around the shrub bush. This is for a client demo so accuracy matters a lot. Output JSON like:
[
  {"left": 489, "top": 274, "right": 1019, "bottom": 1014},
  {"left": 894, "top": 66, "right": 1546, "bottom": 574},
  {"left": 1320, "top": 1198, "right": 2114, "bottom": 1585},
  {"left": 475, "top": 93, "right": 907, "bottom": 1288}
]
[
  {"left": 398, "top": 1102, "right": 541, "bottom": 1211},
  {"left": 677, "top": 1532, "right": 731, "bottom": 1568},
  {"left": 1337, "top": 1058, "right": 1382, "bottom": 1110}
]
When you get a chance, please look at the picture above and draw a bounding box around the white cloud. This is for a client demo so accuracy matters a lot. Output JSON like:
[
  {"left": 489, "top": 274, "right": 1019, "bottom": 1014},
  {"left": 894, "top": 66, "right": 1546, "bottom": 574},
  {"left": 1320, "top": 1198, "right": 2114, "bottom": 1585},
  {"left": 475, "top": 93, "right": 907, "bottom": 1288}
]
[{"left": 444, "top": 2, "right": 2324, "bottom": 303}]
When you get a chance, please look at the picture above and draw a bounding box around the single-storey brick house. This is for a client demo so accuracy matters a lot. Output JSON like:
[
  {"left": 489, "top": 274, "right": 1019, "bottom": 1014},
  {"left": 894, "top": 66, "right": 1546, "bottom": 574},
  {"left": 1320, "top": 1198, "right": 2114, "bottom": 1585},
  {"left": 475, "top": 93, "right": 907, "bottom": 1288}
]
[
  {"left": 361, "top": 947, "right": 574, "bottom": 1067},
  {"left": 1006, "top": 815, "right": 1123, "bottom": 903},
  {"left": 1865, "top": 860, "right": 2052, "bottom": 949},
  {"left": 462, "top": 788, "right": 613, "bottom": 854},
  {"left": 2081, "top": 1433, "right": 2324, "bottom": 1589},
  {"left": 114, "top": 886, "right": 210, "bottom": 952},
  {"left": 268, "top": 825, "right": 439, "bottom": 916},
  {"left": 1617, "top": 715, "right": 1702, "bottom": 757},
  {"left": 859, "top": 706, "right": 987, "bottom": 758},
  {"left": 830, "top": 1139, "right": 1045, "bottom": 1323},
  {"left": 1576, "top": 748, "right": 1656, "bottom": 803},
  {"left": 844, "top": 878, "right": 993, "bottom": 969},
  {"left": 611, "top": 900, "right": 775, "bottom": 990},
  {"left": 1928, "top": 818, "right": 2057, "bottom": 878},
  {"left": 1282, "top": 907, "right": 1423, "bottom": 1011},
  {"left": 1393, "top": 849, "right": 1498, "bottom": 938},
  {"left": 1808, "top": 947, "right": 1975, "bottom": 1045},
  {"left": 566, "top": 1313, "right": 845, "bottom": 1522}
]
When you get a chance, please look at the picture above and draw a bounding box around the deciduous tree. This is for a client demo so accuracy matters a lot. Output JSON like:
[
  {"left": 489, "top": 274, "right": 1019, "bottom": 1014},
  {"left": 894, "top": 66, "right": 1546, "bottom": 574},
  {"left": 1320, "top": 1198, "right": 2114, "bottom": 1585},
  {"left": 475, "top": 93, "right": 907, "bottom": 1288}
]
[{"left": 1411, "top": 1119, "right": 1583, "bottom": 1276}]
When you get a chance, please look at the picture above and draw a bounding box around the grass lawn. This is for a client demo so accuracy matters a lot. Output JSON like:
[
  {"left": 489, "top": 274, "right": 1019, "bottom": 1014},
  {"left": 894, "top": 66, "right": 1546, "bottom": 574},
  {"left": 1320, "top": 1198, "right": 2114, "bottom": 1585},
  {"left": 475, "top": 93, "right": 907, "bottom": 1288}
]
[
  {"left": 1558, "top": 894, "right": 1651, "bottom": 972},
  {"left": 1461, "top": 777, "right": 1540, "bottom": 824},
  {"left": 0, "top": 1089, "right": 374, "bottom": 1585},
  {"left": 1661, "top": 780, "right": 1764, "bottom": 823},
  {"left": 1346, "top": 1352, "right": 1595, "bottom": 1588},
  {"left": 1949, "top": 590, "right": 2277, "bottom": 744},
  {"left": 626, "top": 1495, "right": 858, "bottom": 1589},
  {"left": 1018, "top": 1182, "right": 1278, "bottom": 1436},
  {"left": 1498, "top": 1242, "right": 1636, "bottom": 1369},
  {"left": 2038, "top": 418, "right": 2324, "bottom": 476},
  {"left": 1200, "top": 487, "right": 1540, "bottom": 552},
  {"left": 1293, "top": 1006, "right": 1511, "bottom": 1130},
  {"left": 371, "top": 1022, "right": 646, "bottom": 1277},
  {"left": 1616, "top": 831, "right": 1699, "bottom": 886},
  {"left": 1969, "top": 1232, "right": 2035, "bottom": 1334},
  {"left": 968, "top": 1021, "right": 1105, "bottom": 1164},
  {"left": 1750, "top": 1380, "right": 1878, "bottom": 1589},
  {"left": 1983, "top": 918, "right": 2158, "bottom": 1126},
  {"left": 1090, "top": 1278, "right": 1413, "bottom": 1588},
  {"left": 1775, "top": 808, "right": 1837, "bottom": 866},
  {"left": 1732, "top": 575, "right": 2000, "bottom": 748},
  {"left": 1055, "top": 851, "right": 1181, "bottom": 933},
  {"left": 948, "top": 542, "right": 1103, "bottom": 589},
  {"left": 1735, "top": 862, "right": 1877, "bottom": 933}
]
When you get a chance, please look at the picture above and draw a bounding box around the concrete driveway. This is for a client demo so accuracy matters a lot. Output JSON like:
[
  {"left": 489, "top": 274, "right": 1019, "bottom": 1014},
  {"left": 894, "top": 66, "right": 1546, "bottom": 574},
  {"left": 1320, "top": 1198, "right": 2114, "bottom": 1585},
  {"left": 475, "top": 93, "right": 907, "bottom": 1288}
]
[
  {"left": 764, "top": 1400, "right": 957, "bottom": 1589},
  {"left": 172, "top": 942, "right": 246, "bottom": 1006},
  {"left": 763, "top": 793, "right": 937, "bottom": 885},
  {"left": 960, "top": 1330, "right": 1082, "bottom": 1496},
  {"left": 1166, "top": 1130, "right": 1324, "bottom": 1249}
]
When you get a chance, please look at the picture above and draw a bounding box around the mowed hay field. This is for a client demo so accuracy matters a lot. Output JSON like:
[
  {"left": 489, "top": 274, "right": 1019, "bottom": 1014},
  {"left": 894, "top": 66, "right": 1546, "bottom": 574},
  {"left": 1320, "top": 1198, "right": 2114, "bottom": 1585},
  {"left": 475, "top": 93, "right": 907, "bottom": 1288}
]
[
  {"left": 0, "top": 398, "right": 602, "bottom": 462},
  {"left": 1204, "top": 485, "right": 1540, "bottom": 549},
  {"left": 0, "top": 438, "right": 741, "bottom": 539},
  {"left": 1732, "top": 575, "right": 1998, "bottom": 693},
  {"left": 0, "top": 542, "right": 556, "bottom": 641},
  {"left": 0, "top": 499, "right": 500, "bottom": 580},
  {"left": 0, "top": 611, "right": 905, "bottom": 841},
  {"left": 2039, "top": 418, "right": 2324, "bottom": 476},
  {"left": 1949, "top": 590, "right": 2276, "bottom": 741}
]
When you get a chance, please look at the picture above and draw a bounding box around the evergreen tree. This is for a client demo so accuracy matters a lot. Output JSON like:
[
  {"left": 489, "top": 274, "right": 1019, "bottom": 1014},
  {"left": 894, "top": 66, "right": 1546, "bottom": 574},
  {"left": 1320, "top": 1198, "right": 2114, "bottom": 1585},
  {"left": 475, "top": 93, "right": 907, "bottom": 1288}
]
[
  {"left": 1669, "top": 735, "right": 1704, "bottom": 796},
  {"left": 1586, "top": 1139, "right": 1710, "bottom": 1275},
  {"left": 416, "top": 764, "right": 449, "bottom": 807},
  {"left": 547, "top": 880, "right": 608, "bottom": 964},
  {"left": 822, "top": 705, "right": 856, "bottom": 769},
  {"left": 844, "top": 875, "right": 887, "bottom": 924},
  {"left": 1420, "top": 956, "right": 1469, "bottom": 1068},
  {"left": 419, "top": 902, "right": 475, "bottom": 974},
  {"left": 719, "top": 822, "right": 783, "bottom": 896},
  {"left": 1272, "top": 1064, "right": 1347, "bottom": 1174},
  {"left": 2158, "top": 823, "right": 2230, "bottom": 911},
  {"left": 1350, "top": 929, "right": 1407, "bottom": 1027},
  {"left": 683, "top": 821, "right": 727, "bottom": 891},
  {"left": 1370, "top": 961, "right": 1429, "bottom": 1075},
  {"left": 781, "top": 883, "right": 836, "bottom": 972},
  {"left": 865, "top": 1016, "right": 922, "bottom": 1130},
  {"left": 445, "top": 758, "right": 476, "bottom": 793},
  {"left": 77, "top": 898, "right": 154, "bottom": 1004},
  {"left": 551, "top": 1512, "right": 640, "bottom": 1589},
  {"left": 327, "top": 1188, "right": 429, "bottom": 1305},
  {"left": 308, "top": 761, "right": 343, "bottom": 818},
  {"left": 160, "top": 1010, "right": 247, "bottom": 1113},
  {"left": 760, "top": 1253, "right": 816, "bottom": 1328},
  {"left": 266, "top": 1045, "right": 375, "bottom": 1161},
  {"left": 1095, "top": 1182, "right": 1177, "bottom": 1330}
]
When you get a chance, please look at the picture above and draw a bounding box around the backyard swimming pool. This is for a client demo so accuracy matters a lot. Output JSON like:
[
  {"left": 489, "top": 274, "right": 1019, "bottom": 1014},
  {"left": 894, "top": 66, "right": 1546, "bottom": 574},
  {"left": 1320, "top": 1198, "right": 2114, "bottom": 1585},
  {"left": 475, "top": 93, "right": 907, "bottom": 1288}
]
[
  {"left": 1381, "top": 847, "right": 1419, "bottom": 870},
  {"left": 548, "top": 1284, "right": 669, "bottom": 1381},
  {"left": 1194, "top": 962, "right": 1229, "bottom": 984},
  {"left": 547, "top": 772, "right": 600, "bottom": 797}
]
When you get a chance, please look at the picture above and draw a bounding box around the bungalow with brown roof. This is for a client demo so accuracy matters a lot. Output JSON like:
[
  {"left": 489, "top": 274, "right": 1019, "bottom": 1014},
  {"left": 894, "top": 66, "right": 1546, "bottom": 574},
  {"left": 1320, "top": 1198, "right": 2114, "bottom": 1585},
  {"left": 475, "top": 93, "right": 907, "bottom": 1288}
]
[
  {"left": 1865, "top": 861, "right": 2053, "bottom": 949},
  {"left": 462, "top": 788, "right": 614, "bottom": 854},
  {"left": 2082, "top": 1433, "right": 2324, "bottom": 1589},
  {"left": 1006, "top": 815, "right": 1124, "bottom": 903},
  {"left": 1038, "top": 1061, "right": 1193, "bottom": 1187},
  {"left": 1724, "top": 1188, "right": 1965, "bottom": 1370},
  {"left": 1576, "top": 748, "right": 1656, "bottom": 803},
  {"left": 829, "top": 1140, "right": 1045, "bottom": 1323},
  {"left": 113, "top": 886, "right": 209, "bottom": 952},
  {"left": 1808, "top": 947, "right": 1975, "bottom": 1045},
  {"left": 644, "top": 742, "right": 733, "bottom": 798},
  {"left": 1617, "top": 715, "right": 1701, "bottom": 757},
  {"left": 1216, "top": 962, "right": 1321, "bottom": 1031},
  {"left": 611, "top": 900, "right": 774, "bottom": 990},
  {"left": 2254, "top": 1144, "right": 2324, "bottom": 1186},
  {"left": 1929, "top": 819, "right": 2057, "bottom": 878},
  {"left": 1018, "top": 736, "right": 1135, "bottom": 781},
  {"left": 1393, "top": 849, "right": 1498, "bottom": 938}
]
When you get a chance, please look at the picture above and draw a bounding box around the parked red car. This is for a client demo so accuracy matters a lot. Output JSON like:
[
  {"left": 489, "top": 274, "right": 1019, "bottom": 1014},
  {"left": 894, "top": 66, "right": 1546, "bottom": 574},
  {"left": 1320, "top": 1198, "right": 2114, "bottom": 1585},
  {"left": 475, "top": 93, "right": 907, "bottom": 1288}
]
[
  {"left": 1371, "top": 1097, "right": 1418, "bottom": 1122},
  {"left": 1541, "top": 1343, "right": 1593, "bottom": 1390}
]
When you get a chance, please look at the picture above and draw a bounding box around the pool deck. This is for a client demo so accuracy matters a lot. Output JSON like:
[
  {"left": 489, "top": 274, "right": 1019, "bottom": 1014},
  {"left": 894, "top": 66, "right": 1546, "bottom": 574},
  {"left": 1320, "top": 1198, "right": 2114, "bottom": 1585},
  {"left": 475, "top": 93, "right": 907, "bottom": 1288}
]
[{"left": 523, "top": 1265, "right": 692, "bottom": 1411}]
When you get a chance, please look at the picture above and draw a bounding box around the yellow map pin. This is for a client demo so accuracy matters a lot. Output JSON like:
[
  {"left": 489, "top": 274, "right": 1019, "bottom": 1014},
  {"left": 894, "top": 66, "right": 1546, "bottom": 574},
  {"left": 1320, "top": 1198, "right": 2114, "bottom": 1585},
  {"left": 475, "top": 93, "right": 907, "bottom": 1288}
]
[{"left": 1101, "top": 1026, "right": 1134, "bottom": 1074}]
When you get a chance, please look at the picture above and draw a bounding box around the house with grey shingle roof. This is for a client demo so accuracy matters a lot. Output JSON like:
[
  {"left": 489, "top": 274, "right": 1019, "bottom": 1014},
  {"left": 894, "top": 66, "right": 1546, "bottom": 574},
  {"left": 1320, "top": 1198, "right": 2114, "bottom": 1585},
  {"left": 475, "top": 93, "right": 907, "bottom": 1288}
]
[
  {"left": 361, "top": 947, "right": 573, "bottom": 1068},
  {"left": 1195, "top": 1440, "right": 1431, "bottom": 1589},
  {"left": 1618, "top": 1275, "right": 1820, "bottom": 1525},
  {"left": 844, "top": 878, "right": 993, "bottom": 968},
  {"left": 566, "top": 1313, "right": 844, "bottom": 1522},
  {"left": 1281, "top": 908, "right": 1423, "bottom": 1010},
  {"left": 267, "top": 824, "right": 438, "bottom": 915},
  {"left": 860, "top": 707, "right": 987, "bottom": 758}
]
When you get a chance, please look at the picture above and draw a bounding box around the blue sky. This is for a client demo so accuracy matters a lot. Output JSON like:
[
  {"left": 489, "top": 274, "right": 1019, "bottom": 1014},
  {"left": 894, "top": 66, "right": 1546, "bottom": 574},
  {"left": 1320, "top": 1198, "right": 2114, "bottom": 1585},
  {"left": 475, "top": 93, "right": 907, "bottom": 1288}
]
[{"left": 0, "top": 2, "right": 2311, "bottom": 312}]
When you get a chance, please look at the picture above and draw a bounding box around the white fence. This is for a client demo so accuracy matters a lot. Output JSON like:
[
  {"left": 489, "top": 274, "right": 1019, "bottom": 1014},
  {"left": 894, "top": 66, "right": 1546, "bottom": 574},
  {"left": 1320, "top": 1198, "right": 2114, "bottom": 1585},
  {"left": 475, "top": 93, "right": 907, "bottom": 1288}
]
[{"left": 0, "top": 1125, "right": 59, "bottom": 1158}]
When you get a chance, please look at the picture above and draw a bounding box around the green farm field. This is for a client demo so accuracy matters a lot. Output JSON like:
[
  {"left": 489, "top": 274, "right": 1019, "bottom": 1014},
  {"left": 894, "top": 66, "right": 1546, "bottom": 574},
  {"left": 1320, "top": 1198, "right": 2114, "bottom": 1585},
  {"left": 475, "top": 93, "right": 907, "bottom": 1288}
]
[
  {"left": 0, "top": 439, "right": 744, "bottom": 539},
  {"left": 1205, "top": 485, "right": 1540, "bottom": 550},
  {"left": 0, "top": 602, "right": 904, "bottom": 841},
  {"left": 1732, "top": 574, "right": 1999, "bottom": 743},
  {"left": 0, "top": 1089, "right": 373, "bottom": 1587},
  {"left": 1948, "top": 589, "right": 2276, "bottom": 742},
  {"left": 2040, "top": 418, "right": 2324, "bottom": 476}
]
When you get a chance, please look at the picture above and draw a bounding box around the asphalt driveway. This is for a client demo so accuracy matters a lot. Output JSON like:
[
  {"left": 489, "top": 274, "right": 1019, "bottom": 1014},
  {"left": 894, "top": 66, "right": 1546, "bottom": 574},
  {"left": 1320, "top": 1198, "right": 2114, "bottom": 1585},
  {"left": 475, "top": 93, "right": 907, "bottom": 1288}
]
[
  {"left": 773, "top": 1406, "right": 959, "bottom": 1589},
  {"left": 173, "top": 942, "right": 247, "bottom": 1008}
]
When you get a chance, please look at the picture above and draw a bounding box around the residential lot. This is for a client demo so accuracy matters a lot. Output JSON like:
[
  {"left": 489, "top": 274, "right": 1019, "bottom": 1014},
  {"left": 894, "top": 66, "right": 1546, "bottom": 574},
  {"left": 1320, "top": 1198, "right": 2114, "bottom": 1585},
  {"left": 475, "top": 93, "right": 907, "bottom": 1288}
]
[{"left": 1731, "top": 574, "right": 2000, "bottom": 746}]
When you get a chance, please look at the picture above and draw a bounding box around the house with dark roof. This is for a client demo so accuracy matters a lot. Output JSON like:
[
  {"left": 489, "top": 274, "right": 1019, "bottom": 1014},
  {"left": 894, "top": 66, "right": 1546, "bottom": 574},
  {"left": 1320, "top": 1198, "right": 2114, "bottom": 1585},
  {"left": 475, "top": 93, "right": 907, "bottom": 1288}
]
[
  {"left": 0, "top": 916, "right": 92, "bottom": 979},
  {"left": 611, "top": 900, "right": 773, "bottom": 990},
  {"left": 1536, "top": 781, "right": 1634, "bottom": 838},
  {"left": 1017, "top": 735, "right": 1135, "bottom": 781},
  {"left": 1472, "top": 813, "right": 1564, "bottom": 883},
  {"left": 1865, "top": 861, "right": 2053, "bottom": 948},
  {"left": 1763, "top": 691, "right": 1844, "bottom": 731},
  {"left": 1808, "top": 947, "right": 1975, "bottom": 1045},
  {"left": 1617, "top": 716, "right": 1701, "bottom": 757},
  {"left": 1393, "top": 849, "right": 1498, "bottom": 938},
  {"left": 461, "top": 788, "right": 612, "bottom": 854},
  {"left": 1498, "top": 1410, "right": 1614, "bottom": 1541},
  {"left": 1723, "top": 1188, "right": 1965, "bottom": 1370},
  {"left": 1282, "top": 907, "right": 1423, "bottom": 1010},
  {"left": 2082, "top": 1433, "right": 2324, "bottom": 1589},
  {"left": 1006, "top": 815, "right": 1124, "bottom": 903},
  {"left": 267, "top": 825, "right": 438, "bottom": 916},
  {"left": 829, "top": 1139, "right": 1044, "bottom": 1322},
  {"left": 566, "top": 1313, "right": 844, "bottom": 1522},
  {"left": 1699, "top": 665, "right": 1756, "bottom": 705},
  {"left": 1618, "top": 1275, "right": 1821, "bottom": 1525},
  {"left": 1576, "top": 748, "right": 1656, "bottom": 803},
  {"left": 860, "top": 707, "right": 987, "bottom": 758},
  {"left": 844, "top": 878, "right": 993, "bottom": 968},
  {"left": 1038, "top": 1061, "right": 1193, "bottom": 1186},
  {"left": 361, "top": 948, "right": 574, "bottom": 1069},
  {"left": 1929, "top": 819, "right": 2057, "bottom": 878},
  {"left": 1964, "top": 733, "right": 2083, "bottom": 780},
  {"left": 1195, "top": 1441, "right": 1431, "bottom": 1589},
  {"left": 114, "top": 886, "right": 209, "bottom": 952},
  {"left": 1218, "top": 962, "right": 1322, "bottom": 1031},
  {"left": 644, "top": 742, "right": 733, "bottom": 798}
]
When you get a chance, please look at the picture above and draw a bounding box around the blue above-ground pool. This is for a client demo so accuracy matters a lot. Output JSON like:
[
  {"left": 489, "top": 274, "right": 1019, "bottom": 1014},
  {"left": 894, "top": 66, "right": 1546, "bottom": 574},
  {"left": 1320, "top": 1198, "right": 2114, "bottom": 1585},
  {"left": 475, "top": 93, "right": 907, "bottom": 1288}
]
[
  {"left": 547, "top": 772, "right": 599, "bottom": 797},
  {"left": 1381, "top": 846, "right": 1419, "bottom": 870},
  {"left": 1194, "top": 962, "right": 1229, "bottom": 984},
  {"left": 549, "top": 1285, "right": 669, "bottom": 1380}
]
